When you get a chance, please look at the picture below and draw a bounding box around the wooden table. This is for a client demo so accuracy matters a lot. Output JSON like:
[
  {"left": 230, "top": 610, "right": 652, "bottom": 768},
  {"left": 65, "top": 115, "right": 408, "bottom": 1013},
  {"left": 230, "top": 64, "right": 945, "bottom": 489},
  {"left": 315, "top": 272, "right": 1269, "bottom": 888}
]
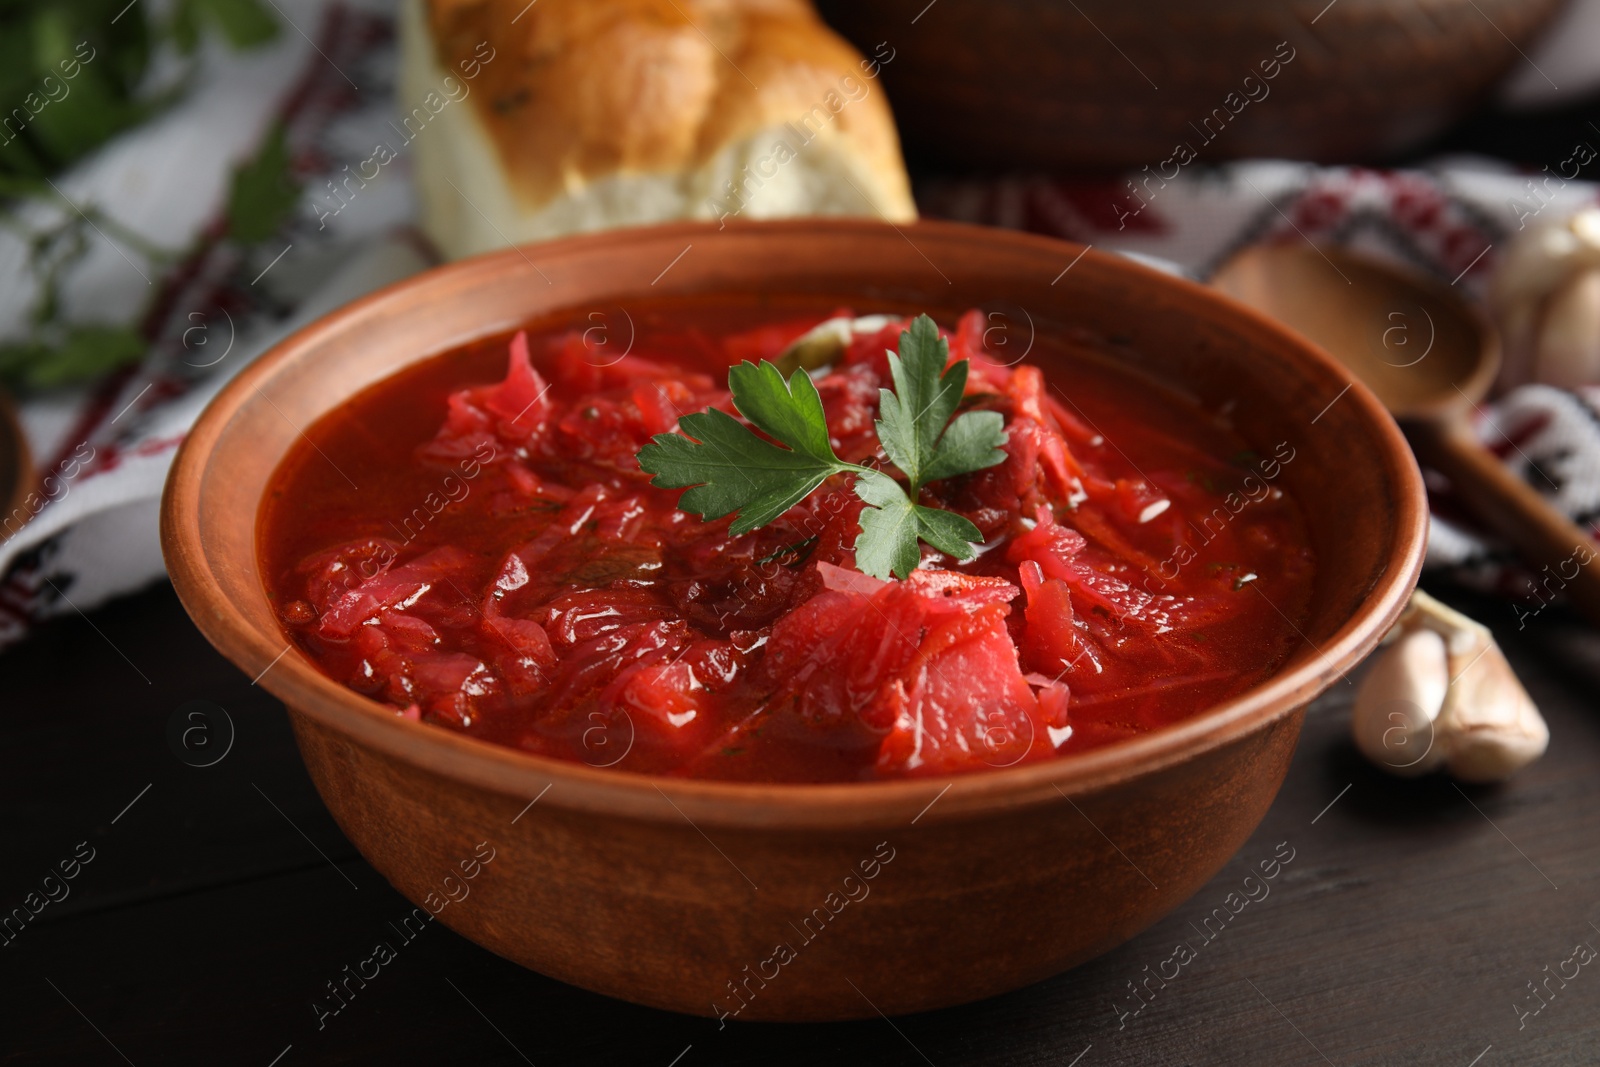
[{"left": 1, "top": 578, "right": 1595, "bottom": 1065}]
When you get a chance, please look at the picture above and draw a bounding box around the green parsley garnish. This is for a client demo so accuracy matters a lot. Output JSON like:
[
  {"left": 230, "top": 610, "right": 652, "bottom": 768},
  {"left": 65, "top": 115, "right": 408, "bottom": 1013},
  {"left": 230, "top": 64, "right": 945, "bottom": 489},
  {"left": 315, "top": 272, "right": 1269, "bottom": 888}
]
[{"left": 637, "top": 314, "right": 1008, "bottom": 580}]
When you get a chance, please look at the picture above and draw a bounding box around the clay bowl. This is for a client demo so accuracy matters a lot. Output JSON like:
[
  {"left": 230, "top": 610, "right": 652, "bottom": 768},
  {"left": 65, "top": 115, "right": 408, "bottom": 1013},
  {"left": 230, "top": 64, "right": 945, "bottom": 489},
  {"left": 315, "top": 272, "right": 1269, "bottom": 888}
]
[
  {"left": 816, "top": 0, "right": 1568, "bottom": 170},
  {"left": 161, "top": 219, "right": 1425, "bottom": 1021},
  {"left": 0, "top": 388, "right": 30, "bottom": 525}
]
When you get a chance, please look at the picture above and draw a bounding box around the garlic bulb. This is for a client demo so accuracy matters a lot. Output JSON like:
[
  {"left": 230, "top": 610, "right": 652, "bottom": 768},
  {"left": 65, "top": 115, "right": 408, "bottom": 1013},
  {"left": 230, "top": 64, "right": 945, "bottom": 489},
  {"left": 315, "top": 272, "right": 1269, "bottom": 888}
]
[
  {"left": 1351, "top": 590, "right": 1548, "bottom": 782},
  {"left": 1493, "top": 206, "right": 1600, "bottom": 389},
  {"left": 1534, "top": 268, "right": 1600, "bottom": 388}
]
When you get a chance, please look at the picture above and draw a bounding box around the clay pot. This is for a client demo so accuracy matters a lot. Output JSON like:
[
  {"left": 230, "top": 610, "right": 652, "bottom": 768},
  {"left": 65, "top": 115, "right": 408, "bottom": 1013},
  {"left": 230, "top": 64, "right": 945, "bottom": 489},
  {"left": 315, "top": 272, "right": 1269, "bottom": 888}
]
[
  {"left": 161, "top": 219, "right": 1425, "bottom": 1020},
  {"left": 0, "top": 389, "right": 32, "bottom": 533}
]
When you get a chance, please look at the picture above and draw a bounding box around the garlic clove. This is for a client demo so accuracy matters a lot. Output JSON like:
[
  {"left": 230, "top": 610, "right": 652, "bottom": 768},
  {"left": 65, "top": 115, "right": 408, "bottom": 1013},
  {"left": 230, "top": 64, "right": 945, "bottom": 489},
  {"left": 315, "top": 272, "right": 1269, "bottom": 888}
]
[
  {"left": 1352, "top": 624, "right": 1449, "bottom": 776},
  {"left": 1399, "top": 588, "right": 1491, "bottom": 657},
  {"left": 1494, "top": 228, "right": 1575, "bottom": 311},
  {"left": 1352, "top": 590, "right": 1549, "bottom": 783},
  {"left": 1574, "top": 208, "right": 1600, "bottom": 250},
  {"left": 776, "top": 314, "right": 897, "bottom": 374},
  {"left": 1532, "top": 268, "right": 1600, "bottom": 390},
  {"left": 1496, "top": 296, "right": 1542, "bottom": 389},
  {"left": 1491, "top": 206, "right": 1600, "bottom": 391},
  {"left": 1438, "top": 640, "right": 1550, "bottom": 784}
]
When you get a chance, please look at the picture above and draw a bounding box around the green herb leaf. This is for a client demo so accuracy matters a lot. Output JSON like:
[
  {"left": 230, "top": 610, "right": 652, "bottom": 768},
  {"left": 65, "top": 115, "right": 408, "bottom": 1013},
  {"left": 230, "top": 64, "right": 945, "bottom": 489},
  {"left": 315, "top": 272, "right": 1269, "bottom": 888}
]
[
  {"left": 852, "top": 470, "right": 984, "bottom": 580},
  {"left": 638, "top": 404, "right": 848, "bottom": 536},
  {"left": 169, "top": 0, "right": 279, "bottom": 53},
  {"left": 725, "top": 359, "right": 837, "bottom": 464},
  {"left": 911, "top": 505, "right": 984, "bottom": 561},
  {"left": 876, "top": 314, "right": 1007, "bottom": 490},
  {"left": 170, "top": 1, "right": 202, "bottom": 53},
  {"left": 226, "top": 122, "right": 299, "bottom": 245},
  {"left": 636, "top": 315, "right": 1010, "bottom": 580},
  {"left": 0, "top": 338, "right": 53, "bottom": 383},
  {"left": 920, "top": 408, "right": 1008, "bottom": 485},
  {"left": 852, "top": 470, "right": 919, "bottom": 580},
  {"left": 876, "top": 314, "right": 964, "bottom": 488},
  {"left": 190, "top": 0, "right": 279, "bottom": 49},
  {"left": 2, "top": 324, "right": 145, "bottom": 390}
]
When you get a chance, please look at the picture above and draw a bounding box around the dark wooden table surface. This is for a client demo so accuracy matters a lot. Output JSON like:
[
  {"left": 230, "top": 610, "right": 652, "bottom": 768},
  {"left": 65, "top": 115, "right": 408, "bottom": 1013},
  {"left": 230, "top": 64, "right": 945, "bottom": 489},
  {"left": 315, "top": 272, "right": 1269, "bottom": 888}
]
[{"left": 1, "top": 575, "right": 1596, "bottom": 1066}]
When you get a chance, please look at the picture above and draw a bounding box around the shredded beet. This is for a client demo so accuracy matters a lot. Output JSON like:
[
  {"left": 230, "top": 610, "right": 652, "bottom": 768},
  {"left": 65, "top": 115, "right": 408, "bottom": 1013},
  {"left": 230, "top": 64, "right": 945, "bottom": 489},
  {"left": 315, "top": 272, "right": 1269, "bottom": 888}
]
[{"left": 261, "top": 308, "right": 1314, "bottom": 781}]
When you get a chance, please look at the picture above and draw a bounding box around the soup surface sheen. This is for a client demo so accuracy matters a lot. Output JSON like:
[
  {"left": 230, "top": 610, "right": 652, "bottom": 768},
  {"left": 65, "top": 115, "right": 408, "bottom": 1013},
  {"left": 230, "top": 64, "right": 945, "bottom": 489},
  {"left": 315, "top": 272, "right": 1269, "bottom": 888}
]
[{"left": 260, "top": 303, "right": 1314, "bottom": 782}]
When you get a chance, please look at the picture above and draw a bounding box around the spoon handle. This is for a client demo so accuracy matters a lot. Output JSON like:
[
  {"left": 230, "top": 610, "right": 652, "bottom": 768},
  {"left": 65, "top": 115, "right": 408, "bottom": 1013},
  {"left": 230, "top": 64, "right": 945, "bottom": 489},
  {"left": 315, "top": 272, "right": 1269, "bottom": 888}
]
[{"left": 1409, "top": 416, "right": 1600, "bottom": 627}]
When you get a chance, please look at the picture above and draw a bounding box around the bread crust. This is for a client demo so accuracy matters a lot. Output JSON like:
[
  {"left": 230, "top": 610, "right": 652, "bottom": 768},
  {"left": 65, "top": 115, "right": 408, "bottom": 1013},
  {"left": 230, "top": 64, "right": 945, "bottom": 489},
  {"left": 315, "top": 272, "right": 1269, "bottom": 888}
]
[{"left": 422, "top": 0, "right": 915, "bottom": 218}]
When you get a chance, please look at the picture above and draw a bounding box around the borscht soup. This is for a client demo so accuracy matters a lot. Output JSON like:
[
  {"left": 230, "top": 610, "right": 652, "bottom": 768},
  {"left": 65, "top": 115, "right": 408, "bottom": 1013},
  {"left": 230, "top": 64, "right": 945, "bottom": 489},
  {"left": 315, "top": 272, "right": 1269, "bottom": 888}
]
[{"left": 259, "top": 301, "right": 1314, "bottom": 782}]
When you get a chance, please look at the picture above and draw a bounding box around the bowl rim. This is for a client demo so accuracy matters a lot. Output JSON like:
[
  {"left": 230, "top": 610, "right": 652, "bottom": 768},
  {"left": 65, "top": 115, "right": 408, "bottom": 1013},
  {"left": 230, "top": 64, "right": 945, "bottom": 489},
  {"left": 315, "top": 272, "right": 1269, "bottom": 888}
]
[
  {"left": 160, "top": 218, "right": 1426, "bottom": 829},
  {"left": 0, "top": 386, "right": 32, "bottom": 526}
]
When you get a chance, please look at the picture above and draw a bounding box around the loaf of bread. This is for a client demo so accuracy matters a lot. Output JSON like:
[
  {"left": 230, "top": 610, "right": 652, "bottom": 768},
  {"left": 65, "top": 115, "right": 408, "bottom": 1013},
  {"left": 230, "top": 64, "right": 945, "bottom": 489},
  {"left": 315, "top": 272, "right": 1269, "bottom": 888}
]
[{"left": 399, "top": 0, "right": 918, "bottom": 260}]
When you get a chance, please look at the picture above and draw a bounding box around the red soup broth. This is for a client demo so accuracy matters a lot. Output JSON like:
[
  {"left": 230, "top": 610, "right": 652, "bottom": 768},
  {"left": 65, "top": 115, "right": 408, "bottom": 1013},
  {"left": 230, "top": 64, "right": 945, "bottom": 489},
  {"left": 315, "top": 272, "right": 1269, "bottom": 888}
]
[{"left": 259, "top": 302, "right": 1314, "bottom": 783}]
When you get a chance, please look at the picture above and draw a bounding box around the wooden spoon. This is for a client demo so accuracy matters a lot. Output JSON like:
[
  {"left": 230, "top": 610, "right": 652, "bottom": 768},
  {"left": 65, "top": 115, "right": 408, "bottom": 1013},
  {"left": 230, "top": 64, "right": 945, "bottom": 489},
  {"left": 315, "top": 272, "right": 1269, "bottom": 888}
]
[{"left": 1213, "top": 243, "right": 1600, "bottom": 625}]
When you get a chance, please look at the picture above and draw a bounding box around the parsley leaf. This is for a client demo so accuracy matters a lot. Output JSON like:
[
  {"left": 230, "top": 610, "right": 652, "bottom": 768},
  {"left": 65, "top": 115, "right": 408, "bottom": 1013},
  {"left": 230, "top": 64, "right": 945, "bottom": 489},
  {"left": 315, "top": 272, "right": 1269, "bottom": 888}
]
[
  {"left": 637, "top": 364, "right": 855, "bottom": 535},
  {"left": 636, "top": 314, "right": 1009, "bottom": 580},
  {"left": 172, "top": 0, "right": 280, "bottom": 52},
  {"left": 852, "top": 470, "right": 920, "bottom": 581},
  {"left": 853, "top": 470, "right": 986, "bottom": 580},
  {"left": 912, "top": 504, "right": 986, "bottom": 559},
  {"left": 25, "top": 325, "right": 146, "bottom": 389},
  {"left": 725, "top": 359, "right": 838, "bottom": 464},
  {"left": 877, "top": 314, "right": 1008, "bottom": 490},
  {"left": 920, "top": 406, "right": 1008, "bottom": 486},
  {"left": 226, "top": 122, "right": 299, "bottom": 245}
]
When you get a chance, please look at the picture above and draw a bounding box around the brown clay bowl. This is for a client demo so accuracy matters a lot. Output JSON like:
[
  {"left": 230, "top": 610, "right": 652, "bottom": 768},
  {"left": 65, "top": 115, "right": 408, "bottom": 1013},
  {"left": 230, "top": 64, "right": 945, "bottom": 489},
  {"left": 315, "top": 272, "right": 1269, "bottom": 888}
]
[
  {"left": 0, "top": 387, "right": 30, "bottom": 527},
  {"left": 816, "top": 0, "right": 1568, "bottom": 170},
  {"left": 160, "top": 219, "right": 1425, "bottom": 1021}
]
